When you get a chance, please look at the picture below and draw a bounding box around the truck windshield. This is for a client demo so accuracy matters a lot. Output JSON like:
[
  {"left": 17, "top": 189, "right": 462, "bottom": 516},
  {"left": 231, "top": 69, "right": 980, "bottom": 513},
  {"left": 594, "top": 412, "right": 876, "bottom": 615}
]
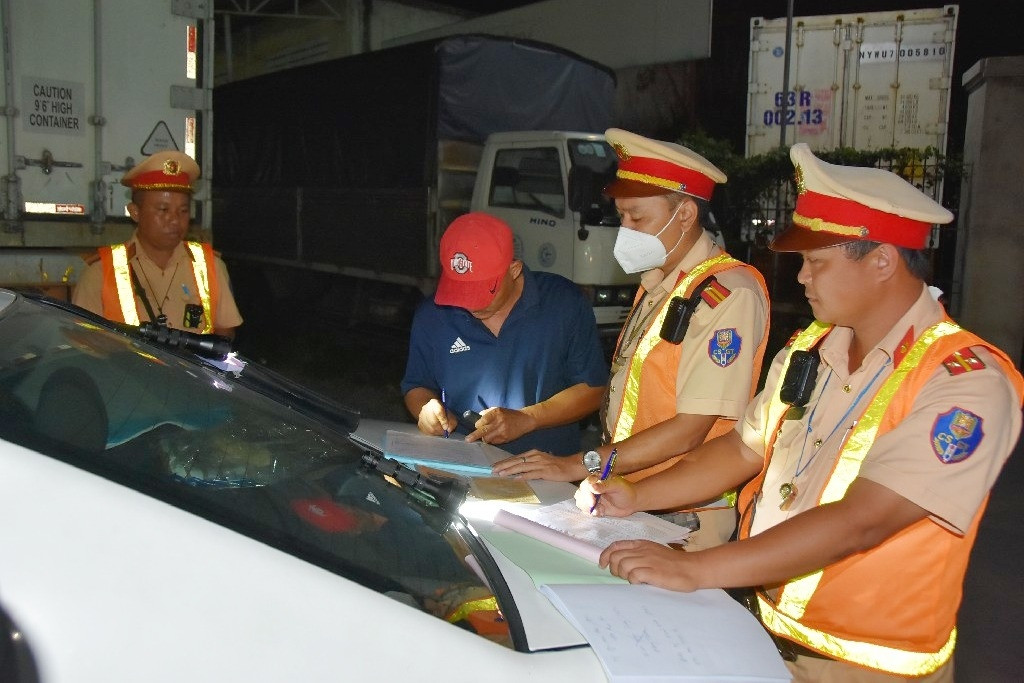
[{"left": 488, "top": 147, "right": 565, "bottom": 217}]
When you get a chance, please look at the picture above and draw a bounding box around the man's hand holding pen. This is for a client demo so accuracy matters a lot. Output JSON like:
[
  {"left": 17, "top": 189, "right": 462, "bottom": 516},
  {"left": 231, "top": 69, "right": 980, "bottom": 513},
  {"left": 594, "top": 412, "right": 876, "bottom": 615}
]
[
  {"left": 415, "top": 396, "right": 454, "bottom": 437},
  {"left": 575, "top": 456, "right": 636, "bottom": 517}
]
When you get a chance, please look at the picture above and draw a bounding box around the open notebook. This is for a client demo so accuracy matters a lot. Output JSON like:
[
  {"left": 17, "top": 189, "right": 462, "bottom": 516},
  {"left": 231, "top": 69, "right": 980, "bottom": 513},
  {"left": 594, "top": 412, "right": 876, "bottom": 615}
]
[{"left": 478, "top": 501, "right": 790, "bottom": 682}]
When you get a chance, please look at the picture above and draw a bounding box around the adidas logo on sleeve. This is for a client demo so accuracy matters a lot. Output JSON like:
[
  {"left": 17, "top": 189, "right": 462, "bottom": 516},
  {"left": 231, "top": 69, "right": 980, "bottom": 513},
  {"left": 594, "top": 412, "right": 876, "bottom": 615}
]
[{"left": 449, "top": 337, "right": 471, "bottom": 354}]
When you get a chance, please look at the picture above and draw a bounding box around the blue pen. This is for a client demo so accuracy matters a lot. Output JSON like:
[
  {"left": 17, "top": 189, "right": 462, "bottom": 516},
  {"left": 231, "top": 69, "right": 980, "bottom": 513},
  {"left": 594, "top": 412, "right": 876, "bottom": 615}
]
[
  {"left": 182, "top": 283, "right": 191, "bottom": 298},
  {"left": 440, "top": 387, "right": 449, "bottom": 438},
  {"left": 589, "top": 448, "right": 618, "bottom": 514}
]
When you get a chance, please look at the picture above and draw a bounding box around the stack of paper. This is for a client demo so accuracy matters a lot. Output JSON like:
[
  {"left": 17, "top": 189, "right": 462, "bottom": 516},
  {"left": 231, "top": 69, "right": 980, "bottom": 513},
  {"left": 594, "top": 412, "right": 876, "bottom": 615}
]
[
  {"left": 493, "top": 500, "right": 688, "bottom": 563},
  {"left": 382, "top": 429, "right": 506, "bottom": 475}
]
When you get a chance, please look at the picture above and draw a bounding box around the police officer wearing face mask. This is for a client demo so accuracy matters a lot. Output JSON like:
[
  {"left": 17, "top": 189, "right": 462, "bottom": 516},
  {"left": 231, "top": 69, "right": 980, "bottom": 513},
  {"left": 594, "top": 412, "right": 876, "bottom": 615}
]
[{"left": 492, "top": 129, "right": 771, "bottom": 550}]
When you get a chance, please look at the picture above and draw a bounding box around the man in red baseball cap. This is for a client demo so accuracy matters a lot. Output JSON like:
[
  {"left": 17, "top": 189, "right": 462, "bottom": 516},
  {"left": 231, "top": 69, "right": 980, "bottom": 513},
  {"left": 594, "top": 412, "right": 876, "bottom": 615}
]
[
  {"left": 401, "top": 212, "right": 607, "bottom": 456},
  {"left": 73, "top": 150, "right": 242, "bottom": 338},
  {"left": 432, "top": 211, "right": 515, "bottom": 311}
]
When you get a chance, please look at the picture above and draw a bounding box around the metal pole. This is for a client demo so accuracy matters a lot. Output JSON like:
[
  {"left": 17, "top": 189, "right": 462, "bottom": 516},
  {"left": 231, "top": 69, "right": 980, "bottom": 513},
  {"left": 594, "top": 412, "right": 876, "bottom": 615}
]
[
  {"left": 1, "top": 0, "right": 22, "bottom": 228},
  {"left": 779, "top": 0, "right": 794, "bottom": 149},
  {"left": 773, "top": 0, "right": 796, "bottom": 312}
]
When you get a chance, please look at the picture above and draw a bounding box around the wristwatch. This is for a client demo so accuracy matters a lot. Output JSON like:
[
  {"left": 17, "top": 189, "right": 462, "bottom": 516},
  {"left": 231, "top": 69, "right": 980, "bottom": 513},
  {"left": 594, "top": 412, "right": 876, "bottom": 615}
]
[{"left": 582, "top": 450, "right": 603, "bottom": 475}]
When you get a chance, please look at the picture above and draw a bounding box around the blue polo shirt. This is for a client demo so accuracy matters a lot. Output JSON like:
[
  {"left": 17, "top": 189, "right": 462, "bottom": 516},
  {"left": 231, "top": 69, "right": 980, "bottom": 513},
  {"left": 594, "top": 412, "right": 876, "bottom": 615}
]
[{"left": 401, "top": 268, "right": 607, "bottom": 455}]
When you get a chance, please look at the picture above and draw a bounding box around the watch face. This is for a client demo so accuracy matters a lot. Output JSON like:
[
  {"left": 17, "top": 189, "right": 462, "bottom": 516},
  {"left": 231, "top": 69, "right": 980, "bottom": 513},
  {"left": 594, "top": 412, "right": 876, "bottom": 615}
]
[{"left": 583, "top": 450, "right": 602, "bottom": 473}]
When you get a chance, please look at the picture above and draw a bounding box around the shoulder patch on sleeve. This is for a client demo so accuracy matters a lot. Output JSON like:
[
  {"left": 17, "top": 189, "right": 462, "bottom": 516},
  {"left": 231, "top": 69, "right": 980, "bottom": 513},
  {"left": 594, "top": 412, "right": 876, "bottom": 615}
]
[
  {"left": 931, "top": 407, "right": 984, "bottom": 463},
  {"left": 942, "top": 347, "right": 986, "bottom": 376},
  {"left": 699, "top": 278, "right": 731, "bottom": 308},
  {"left": 708, "top": 327, "right": 742, "bottom": 367}
]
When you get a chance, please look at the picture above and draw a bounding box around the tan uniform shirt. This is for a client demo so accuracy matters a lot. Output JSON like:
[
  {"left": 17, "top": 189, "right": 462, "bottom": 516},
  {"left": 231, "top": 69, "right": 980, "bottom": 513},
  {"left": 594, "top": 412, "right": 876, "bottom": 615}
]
[
  {"left": 72, "top": 234, "right": 243, "bottom": 331},
  {"left": 604, "top": 230, "right": 769, "bottom": 435},
  {"left": 741, "top": 285, "right": 1022, "bottom": 536}
]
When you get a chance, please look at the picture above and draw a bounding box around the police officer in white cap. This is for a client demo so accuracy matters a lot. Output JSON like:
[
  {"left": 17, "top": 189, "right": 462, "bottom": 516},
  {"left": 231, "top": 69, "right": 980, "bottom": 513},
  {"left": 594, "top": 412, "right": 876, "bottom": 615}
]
[
  {"left": 577, "top": 143, "right": 1023, "bottom": 681},
  {"left": 73, "top": 150, "right": 243, "bottom": 338},
  {"left": 494, "top": 129, "right": 771, "bottom": 550}
]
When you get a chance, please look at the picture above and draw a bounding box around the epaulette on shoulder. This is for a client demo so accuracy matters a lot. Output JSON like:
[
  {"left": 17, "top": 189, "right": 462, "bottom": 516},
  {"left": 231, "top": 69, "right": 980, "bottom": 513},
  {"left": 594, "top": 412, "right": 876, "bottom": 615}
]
[
  {"left": 699, "top": 278, "right": 731, "bottom": 308},
  {"left": 942, "top": 347, "right": 986, "bottom": 376}
]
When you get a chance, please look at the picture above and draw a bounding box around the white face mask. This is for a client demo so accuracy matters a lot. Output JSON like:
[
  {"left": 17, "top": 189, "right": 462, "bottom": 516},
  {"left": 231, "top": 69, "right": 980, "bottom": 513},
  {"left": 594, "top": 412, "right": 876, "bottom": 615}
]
[{"left": 612, "top": 202, "right": 686, "bottom": 274}]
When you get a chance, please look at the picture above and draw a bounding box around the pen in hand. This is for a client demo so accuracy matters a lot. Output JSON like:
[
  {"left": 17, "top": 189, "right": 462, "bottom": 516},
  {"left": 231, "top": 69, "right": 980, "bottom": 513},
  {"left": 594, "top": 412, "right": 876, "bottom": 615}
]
[
  {"left": 440, "top": 388, "right": 449, "bottom": 438},
  {"left": 589, "top": 448, "right": 618, "bottom": 514}
]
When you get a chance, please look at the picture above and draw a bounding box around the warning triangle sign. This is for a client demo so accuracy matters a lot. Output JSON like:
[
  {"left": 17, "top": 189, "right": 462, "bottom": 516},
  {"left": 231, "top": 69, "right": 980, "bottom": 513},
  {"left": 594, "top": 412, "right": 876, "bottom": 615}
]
[{"left": 141, "top": 121, "right": 180, "bottom": 156}]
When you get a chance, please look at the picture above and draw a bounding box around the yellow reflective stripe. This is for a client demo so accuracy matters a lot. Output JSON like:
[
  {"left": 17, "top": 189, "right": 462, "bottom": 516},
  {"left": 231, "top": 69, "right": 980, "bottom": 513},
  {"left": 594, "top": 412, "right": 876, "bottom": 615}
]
[
  {"left": 820, "top": 320, "right": 963, "bottom": 505},
  {"left": 612, "top": 254, "right": 736, "bottom": 442},
  {"left": 778, "top": 321, "right": 964, "bottom": 618},
  {"left": 109, "top": 244, "right": 140, "bottom": 326},
  {"left": 445, "top": 597, "right": 498, "bottom": 623},
  {"left": 758, "top": 595, "right": 957, "bottom": 675},
  {"left": 760, "top": 321, "right": 964, "bottom": 675},
  {"left": 186, "top": 242, "right": 214, "bottom": 333}
]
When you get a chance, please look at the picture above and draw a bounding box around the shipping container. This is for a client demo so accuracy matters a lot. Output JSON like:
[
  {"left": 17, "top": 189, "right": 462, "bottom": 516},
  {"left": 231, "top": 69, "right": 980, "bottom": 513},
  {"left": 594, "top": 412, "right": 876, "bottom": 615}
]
[
  {"left": 745, "top": 5, "right": 959, "bottom": 156},
  {"left": 0, "top": 0, "right": 211, "bottom": 299}
]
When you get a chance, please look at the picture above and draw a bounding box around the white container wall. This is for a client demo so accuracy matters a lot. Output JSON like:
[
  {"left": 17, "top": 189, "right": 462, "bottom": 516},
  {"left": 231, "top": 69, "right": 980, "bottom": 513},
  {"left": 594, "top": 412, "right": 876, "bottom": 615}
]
[{"left": 746, "top": 5, "right": 958, "bottom": 156}]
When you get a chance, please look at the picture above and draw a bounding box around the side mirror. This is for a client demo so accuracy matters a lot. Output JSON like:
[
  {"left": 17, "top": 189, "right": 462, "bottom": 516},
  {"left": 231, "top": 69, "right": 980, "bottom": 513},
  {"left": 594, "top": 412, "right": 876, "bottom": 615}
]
[
  {"left": 567, "top": 166, "right": 594, "bottom": 213},
  {"left": 577, "top": 207, "right": 605, "bottom": 239}
]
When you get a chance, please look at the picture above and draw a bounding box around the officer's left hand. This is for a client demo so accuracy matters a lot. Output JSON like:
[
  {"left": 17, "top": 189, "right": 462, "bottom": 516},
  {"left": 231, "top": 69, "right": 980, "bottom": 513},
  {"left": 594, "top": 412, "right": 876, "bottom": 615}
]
[
  {"left": 600, "top": 539, "right": 702, "bottom": 592},
  {"left": 491, "top": 449, "right": 584, "bottom": 481},
  {"left": 464, "top": 407, "right": 534, "bottom": 446}
]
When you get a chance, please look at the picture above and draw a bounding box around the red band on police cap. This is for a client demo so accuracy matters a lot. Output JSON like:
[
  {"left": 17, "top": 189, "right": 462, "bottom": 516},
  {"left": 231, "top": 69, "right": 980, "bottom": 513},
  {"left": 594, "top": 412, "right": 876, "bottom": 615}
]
[
  {"left": 794, "top": 190, "right": 932, "bottom": 249},
  {"left": 616, "top": 156, "right": 717, "bottom": 201},
  {"left": 127, "top": 169, "right": 194, "bottom": 192}
]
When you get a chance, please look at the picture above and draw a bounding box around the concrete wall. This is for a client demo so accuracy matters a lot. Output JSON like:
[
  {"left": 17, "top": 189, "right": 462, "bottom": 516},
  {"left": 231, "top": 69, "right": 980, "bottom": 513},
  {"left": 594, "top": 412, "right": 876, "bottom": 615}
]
[{"left": 955, "top": 56, "right": 1024, "bottom": 368}]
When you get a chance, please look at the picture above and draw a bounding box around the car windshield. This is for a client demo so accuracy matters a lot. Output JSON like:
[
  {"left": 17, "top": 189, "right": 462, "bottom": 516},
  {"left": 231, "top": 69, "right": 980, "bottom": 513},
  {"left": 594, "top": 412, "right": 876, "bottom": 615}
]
[{"left": 0, "top": 291, "right": 513, "bottom": 646}]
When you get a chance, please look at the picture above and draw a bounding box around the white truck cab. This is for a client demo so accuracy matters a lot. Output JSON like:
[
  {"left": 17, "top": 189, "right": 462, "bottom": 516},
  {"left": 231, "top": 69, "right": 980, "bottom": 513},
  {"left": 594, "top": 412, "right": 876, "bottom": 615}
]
[{"left": 471, "top": 131, "right": 637, "bottom": 337}]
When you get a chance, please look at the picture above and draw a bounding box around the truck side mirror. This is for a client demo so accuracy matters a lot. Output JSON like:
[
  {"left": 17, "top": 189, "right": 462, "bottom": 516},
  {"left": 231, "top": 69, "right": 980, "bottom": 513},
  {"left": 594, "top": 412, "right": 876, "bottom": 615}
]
[
  {"left": 577, "top": 207, "right": 605, "bottom": 239},
  {"left": 567, "top": 166, "right": 594, "bottom": 213}
]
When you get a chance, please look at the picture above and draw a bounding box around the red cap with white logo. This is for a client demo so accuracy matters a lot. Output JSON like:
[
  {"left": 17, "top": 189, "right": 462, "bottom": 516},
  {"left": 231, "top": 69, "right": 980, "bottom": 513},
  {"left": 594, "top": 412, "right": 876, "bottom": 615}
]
[{"left": 434, "top": 212, "right": 514, "bottom": 311}]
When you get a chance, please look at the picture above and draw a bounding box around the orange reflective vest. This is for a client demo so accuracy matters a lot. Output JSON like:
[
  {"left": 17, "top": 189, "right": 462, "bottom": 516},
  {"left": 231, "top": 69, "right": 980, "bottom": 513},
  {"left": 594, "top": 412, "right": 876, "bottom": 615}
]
[
  {"left": 97, "top": 241, "right": 218, "bottom": 333},
  {"left": 738, "top": 319, "right": 1024, "bottom": 676},
  {"left": 612, "top": 255, "right": 770, "bottom": 490}
]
